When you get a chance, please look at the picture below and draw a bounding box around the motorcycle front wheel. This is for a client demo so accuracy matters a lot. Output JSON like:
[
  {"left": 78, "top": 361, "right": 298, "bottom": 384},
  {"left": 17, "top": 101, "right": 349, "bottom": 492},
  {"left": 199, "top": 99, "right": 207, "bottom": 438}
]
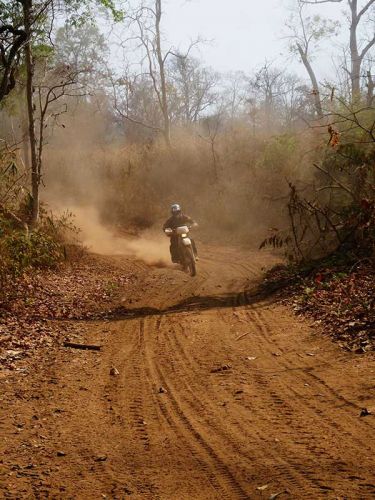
[{"left": 183, "top": 246, "right": 196, "bottom": 277}]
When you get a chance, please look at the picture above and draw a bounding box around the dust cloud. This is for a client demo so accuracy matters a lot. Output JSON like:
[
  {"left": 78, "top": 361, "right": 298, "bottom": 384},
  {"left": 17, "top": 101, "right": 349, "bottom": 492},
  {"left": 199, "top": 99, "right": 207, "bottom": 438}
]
[
  {"left": 43, "top": 104, "right": 310, "bottom": 250},
  {"left": 69, "top": 207, "right": 171, "bottom": 266}
]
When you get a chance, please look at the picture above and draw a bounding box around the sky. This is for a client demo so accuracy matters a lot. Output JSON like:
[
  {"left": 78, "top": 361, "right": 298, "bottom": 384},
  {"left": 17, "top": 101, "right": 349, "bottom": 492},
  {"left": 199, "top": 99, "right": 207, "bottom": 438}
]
[
  {"left": 106, "top": 0, "right": 373, "bottom": 83},
  {"left": 157, "top": 0, "right": 347, "bottom": 79},
  {"left": 164, "top": 0, "right": 287, "bottom": 72}
]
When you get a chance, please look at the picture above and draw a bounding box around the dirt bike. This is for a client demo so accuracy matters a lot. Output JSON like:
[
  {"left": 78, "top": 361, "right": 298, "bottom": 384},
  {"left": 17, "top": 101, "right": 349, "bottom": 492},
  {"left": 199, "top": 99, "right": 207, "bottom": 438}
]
[{"left": 164, "top": 225, "right": 197, "bottom": 277}]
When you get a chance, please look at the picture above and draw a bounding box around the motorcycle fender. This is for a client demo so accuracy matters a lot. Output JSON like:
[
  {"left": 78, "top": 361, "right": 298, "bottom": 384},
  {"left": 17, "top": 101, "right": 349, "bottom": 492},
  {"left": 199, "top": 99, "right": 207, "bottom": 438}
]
[{"left": 182, "top": 237, "right": 192, "bottom": 246}]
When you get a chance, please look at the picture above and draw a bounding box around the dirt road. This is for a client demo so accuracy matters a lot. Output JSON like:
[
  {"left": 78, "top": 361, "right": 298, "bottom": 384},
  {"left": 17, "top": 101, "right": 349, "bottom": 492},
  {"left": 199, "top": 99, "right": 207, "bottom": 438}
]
[{"left": 1, "top": 246, "right": 374, "bottom": 499}]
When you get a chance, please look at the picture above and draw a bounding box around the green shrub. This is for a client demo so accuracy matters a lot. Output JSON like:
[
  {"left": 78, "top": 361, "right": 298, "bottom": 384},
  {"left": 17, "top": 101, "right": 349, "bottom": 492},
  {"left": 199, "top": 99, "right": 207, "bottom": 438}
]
[{"left": 0, "top": 210, "right": 79, "bottom": 285}]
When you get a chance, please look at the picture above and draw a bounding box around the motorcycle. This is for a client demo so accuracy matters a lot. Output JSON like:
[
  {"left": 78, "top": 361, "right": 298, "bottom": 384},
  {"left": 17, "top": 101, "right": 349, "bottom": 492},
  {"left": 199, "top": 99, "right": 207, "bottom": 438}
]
[{"left": 164, "top": 225, "right": 197, "bottom": 276}]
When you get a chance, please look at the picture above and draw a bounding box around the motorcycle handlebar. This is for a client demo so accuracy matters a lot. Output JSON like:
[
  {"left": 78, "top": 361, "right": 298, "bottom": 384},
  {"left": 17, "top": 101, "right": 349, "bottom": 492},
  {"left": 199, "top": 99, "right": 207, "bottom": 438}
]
[{"left": 164, "top": 223, "right": 198, "bottom": 233}]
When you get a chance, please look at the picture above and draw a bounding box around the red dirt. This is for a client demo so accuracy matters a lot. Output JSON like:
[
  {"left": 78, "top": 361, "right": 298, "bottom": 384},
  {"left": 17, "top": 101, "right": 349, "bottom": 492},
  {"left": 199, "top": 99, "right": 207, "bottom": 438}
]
[{"left": 0, "top": 246, "right": 374, "bottom": 499}]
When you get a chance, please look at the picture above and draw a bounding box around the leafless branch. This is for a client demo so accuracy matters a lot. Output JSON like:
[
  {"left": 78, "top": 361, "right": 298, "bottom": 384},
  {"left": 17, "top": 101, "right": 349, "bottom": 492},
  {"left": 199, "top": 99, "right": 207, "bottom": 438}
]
[{"left": 313, "top": 163, "right": 356, "bottom": 199}]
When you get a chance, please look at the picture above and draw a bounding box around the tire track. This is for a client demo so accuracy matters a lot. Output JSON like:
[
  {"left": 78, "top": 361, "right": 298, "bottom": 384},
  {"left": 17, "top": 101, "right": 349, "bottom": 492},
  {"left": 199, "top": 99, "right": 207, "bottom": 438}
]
[
  {"left": 92, "top": 320, "right": 164, "bottom": 500},
  {"left": 241, "top": 306, "right": 375, "bottom": 496},
  {"left": 157, "top": 316, "right": 340, "bottom": 497},
  {"left": 142, "top": 315, "right": 252, "bottom": 499},
  {"left": 255, "top": 308, "right": 375, "bottom": 434},
  {"left": 157, "top": 317, "right": 322, "bottom": 496},
  {"left": 155, "top": 368, "right": 250, "bottom": 499},
  {"left": 157, "top": 304, "right": 375, "bottom": 498}
]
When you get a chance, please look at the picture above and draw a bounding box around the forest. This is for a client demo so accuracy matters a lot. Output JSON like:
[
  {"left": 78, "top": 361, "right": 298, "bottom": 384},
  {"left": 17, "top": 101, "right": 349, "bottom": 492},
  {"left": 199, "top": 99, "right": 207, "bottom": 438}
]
[
  {"left": 0, "top": 1, "right": 374, "bottom": 498},
  {"left": 1, "top": 0, "right": 374, "bottom": 250}
]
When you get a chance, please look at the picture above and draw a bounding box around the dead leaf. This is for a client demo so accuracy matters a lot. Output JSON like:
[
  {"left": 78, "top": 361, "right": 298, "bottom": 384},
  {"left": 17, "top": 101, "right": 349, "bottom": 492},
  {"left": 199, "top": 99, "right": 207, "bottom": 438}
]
[
  {"left": 256, "top": 484, "right": 270, "bottom": 491},
  {"left": 269, "top": 490, "right": 289, "bottom": 500}
]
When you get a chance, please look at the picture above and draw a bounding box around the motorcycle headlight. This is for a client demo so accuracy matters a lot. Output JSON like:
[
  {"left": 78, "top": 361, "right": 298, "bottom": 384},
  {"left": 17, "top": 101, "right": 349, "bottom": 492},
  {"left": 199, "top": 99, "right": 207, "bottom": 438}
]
[{"left": 181, "top": 234, "right": 187, "bottom": 238}]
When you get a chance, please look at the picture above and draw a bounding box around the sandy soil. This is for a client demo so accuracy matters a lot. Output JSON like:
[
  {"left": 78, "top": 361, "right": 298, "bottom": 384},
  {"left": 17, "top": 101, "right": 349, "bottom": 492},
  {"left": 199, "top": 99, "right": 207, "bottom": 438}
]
[{"left": 1, "top": 246, "right": 374, "bottom": 499}]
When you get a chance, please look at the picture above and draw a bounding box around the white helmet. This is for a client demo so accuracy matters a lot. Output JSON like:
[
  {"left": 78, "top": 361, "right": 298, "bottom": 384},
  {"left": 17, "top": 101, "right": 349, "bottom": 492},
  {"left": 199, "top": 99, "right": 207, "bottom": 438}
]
[{"left": 171, "top": 203, "right": 181, "bottom": 215}]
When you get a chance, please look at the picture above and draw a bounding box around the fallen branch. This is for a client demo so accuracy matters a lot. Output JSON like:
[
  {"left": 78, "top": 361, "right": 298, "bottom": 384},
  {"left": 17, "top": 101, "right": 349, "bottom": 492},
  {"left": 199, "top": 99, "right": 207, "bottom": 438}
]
[{"left": 63, "top": 342, "right": 101, "bottom": 351}]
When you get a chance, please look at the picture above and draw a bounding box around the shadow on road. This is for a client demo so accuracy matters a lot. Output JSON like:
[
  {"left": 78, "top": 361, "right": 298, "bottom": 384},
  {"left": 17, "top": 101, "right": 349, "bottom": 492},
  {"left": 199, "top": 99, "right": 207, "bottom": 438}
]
[{"left": 98, "top": 285, "right": 278, "bottom": 321}]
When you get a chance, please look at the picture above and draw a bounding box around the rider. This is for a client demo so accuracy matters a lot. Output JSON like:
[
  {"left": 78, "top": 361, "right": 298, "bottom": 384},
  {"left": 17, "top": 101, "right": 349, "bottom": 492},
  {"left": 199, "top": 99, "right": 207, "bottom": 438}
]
[{"left": 163, "top": 204, "right": 198, "bottom": 263}]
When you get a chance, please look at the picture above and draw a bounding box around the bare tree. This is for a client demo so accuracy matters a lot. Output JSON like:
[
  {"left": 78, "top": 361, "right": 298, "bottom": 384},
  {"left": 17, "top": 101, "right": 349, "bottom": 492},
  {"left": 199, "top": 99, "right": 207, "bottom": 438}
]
[
  {"left": 279, "top": 76, "right": 313, "bottom": 128},
  {"left": 116, "top": 0, "right": 202, "bottom": 146},
  {"left": 302, "top": 0, "right": 375, "bottom": 101},
  {"left": 153, "top": 0, "right": 170, "bottom": 144},
  {"left": 35, "top": 64, "right": 87, "bottom": 187},
  {"left": 247, "top": 62, "right": 304, "bottom": 130},
  {"left": 111, "top": 70, "right": 165, "bottom": 140},
  {"left": 168, "top": 54, "right": 217, "bottom": 125},
  {"left": 124, "top": 0, "right": 172, "bottom": 146},
  {"left": 220, "top": 71, "right": 248, "bottom": 121},
  {"left": 346, "top": 1, "right": 375, "bottom": 99},
  {"left": 199, "top": 113, "right": 223, "bottom": 187},
  {"left": 253, "top": 63, "right": 285, "bottom": 121},
  {"left": 286, "top": 1, "right": 339, "bottom": 117}
]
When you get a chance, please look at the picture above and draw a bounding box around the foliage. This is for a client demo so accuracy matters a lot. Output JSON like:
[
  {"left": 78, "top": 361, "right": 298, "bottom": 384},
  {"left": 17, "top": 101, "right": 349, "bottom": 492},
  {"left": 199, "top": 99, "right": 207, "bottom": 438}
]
[
  {"left": 54, "top": 23, "right": 108, "bottom": 71},
  {"left": 286, "top": 11, "right": 339, "bottom": 58},
  {"left": 295, "top": 262, "right": 374, "bottom": 352},
  {"left": 0, "top": 229, "right": 61, "bottom": 274},
  {"left": 0, "top": 209, "right": 79, "bottom": 285},
  {"left": 260, "top": 97, "right": 375, "bottom": 263},
  {"left": 261, "top": 134, "right": 298, "bottom": 172},
  {"left": 263, "top": 253, "right": 374, "bottom": 352},
  {"left": 0, "top": 143, "right": 25, "bottom": 208},
  {"left": 64, "top": 0, "right": 124, "bottom": 26}
]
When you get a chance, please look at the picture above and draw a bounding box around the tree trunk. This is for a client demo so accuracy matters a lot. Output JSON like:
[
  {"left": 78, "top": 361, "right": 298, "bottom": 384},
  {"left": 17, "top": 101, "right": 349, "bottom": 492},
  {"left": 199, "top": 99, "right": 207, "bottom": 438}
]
[
  {"left": 22, "top": 120, "right": 30, "bottom": 170},
  {"left": 297, "top": 44, "right": 323, "bottom": 118},
  {"left": 155, "top": 0, "right": 171, "bottom": 147},
  {"left": 349, "top": 0, "right": 361, "bottom": 101},
  {"left": 180, "top": 59, "right": 191, "bottom": 124},
  {"left": 22, "top": 91, "right": 31, "bottom": 171},
  {"left": 348, "top": 0, "right": 375, "bottom": 103},
  {"left": 366, "top": 70, "right": 374, "bottom": 106},
  {"left": 22, "top": 0, "right": 39, "bottom": 226}
]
